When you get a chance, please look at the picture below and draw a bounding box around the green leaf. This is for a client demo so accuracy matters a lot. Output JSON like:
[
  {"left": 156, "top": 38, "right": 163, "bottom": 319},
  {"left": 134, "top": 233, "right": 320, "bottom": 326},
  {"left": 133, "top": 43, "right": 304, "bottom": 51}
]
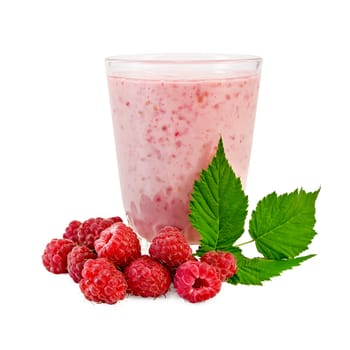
[
  {"left": 249, "top": 188, "right": 320, "bottom": 259},
  {"left": 189, "top": 137, "right": 248, "bottom": 255},
  {"left": 228, "top": 250, "right": 315, "bottom": 286}
]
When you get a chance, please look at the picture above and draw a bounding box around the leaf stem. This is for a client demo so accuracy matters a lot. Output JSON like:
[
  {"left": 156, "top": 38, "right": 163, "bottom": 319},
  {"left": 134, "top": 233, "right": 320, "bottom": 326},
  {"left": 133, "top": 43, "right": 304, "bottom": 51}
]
[{"left": 235, "top": 239, "right": 255, "bottom": 247}]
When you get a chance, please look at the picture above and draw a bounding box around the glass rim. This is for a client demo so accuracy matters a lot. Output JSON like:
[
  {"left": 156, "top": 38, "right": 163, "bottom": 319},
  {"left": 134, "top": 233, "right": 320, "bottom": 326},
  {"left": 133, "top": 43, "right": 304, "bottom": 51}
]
[
  {"left": 105, "top": 53, "right": 262, "bottom": 80},
  {"left": 105, "top": 53, "right": 262, "bottom": 65}
]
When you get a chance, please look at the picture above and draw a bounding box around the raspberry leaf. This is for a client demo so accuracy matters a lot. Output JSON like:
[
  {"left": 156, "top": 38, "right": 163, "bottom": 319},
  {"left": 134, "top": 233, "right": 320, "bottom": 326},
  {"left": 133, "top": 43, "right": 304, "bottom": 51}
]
[
  {"left": 189, "top": 137, "right": 248, "bottom": 255},
  {"left": 249, "top": 188, "right": 320, "bottom": 259},
  {"left": 227, "top": 249, "right": 315, "bottom": 286}
]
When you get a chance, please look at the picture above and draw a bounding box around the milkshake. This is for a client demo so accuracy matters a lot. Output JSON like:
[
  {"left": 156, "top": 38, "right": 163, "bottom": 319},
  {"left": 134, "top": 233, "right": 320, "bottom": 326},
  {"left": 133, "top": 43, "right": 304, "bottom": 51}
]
[{"left": 106, "top": 54, "right": 262, "bottom": 243}]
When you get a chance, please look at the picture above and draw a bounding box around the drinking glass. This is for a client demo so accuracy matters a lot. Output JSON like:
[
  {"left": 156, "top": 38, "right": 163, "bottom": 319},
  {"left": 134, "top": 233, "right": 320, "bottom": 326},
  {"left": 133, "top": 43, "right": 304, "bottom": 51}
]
[{"left": 105, "top": 54, "right": 262, "bottom": 243}]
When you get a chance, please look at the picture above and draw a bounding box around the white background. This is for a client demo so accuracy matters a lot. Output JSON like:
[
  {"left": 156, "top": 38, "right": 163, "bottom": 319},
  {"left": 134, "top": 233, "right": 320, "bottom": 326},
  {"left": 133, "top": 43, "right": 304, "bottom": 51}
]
[{"left": 1, "top": 0, "right": 349, "bottom": 349}]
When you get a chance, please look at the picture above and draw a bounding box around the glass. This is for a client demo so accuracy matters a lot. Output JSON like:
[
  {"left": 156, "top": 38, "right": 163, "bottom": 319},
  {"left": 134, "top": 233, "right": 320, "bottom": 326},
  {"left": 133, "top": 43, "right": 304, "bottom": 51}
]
[{"left": 105, "top": 54, "right": 262, "bottom": 243}]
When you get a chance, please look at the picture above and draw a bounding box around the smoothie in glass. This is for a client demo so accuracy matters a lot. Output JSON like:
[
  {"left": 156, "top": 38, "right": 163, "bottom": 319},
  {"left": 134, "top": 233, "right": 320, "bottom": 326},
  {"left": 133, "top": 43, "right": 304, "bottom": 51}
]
[{"left": 106, "top": 54, "right": 262, "bottom": 243}]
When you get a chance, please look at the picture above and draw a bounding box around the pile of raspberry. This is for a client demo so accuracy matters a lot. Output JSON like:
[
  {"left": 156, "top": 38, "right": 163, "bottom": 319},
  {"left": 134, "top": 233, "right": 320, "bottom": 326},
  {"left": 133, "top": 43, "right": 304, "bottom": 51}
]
[{"left": 42, "top": 217, "right": 237, "bottom": 304}]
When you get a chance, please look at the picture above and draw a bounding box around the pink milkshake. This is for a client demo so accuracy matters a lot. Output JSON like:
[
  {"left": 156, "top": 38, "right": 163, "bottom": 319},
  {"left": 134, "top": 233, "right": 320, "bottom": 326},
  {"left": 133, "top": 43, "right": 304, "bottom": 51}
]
[{"left": 106, "top": 54, "right": 262, "bottom": 243}]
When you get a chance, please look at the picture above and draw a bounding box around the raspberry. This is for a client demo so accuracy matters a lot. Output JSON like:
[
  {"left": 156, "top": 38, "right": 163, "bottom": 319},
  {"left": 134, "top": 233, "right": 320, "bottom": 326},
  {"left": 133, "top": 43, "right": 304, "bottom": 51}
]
[
  {"left": 124, "top": 255, "right": 171, "bottom": 297},
  {"left": 168, "top": 254, "right": 198, "bottom": 278},
  {"left": 174, "top": 260, "right": 222, "bottom": 303},
  {"left": 79, "top": 258, "right": 127, "bottom": 304},
  {"left": 201, "top": 251, "right": 237, "bottom": 281},
  {"left": 67, "top": 245, "right": 97, "bottom": 283},
  {"left": 42, "top": 238, "right": 76, "bottom": 274},
  {"left": 63, "top": 220, "right": 81, "bottom": 242},
  {"left": 77, "top": 216, "right": 122, "bottom": 249},
  {"left": 149, "top": 226, "right": 192, "bottom": 268},
  {"left": 108, "top": 216, "right": 124, "bottom": 224},
  {"left": 94, "top": 222, "right": 141, "bottom": 266}
]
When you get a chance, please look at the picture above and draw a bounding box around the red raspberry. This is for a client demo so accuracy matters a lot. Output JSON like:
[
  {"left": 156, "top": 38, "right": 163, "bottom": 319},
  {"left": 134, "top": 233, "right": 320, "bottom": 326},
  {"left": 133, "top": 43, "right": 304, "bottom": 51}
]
[
  {"left": 67, "top": 245, "right": 97, "bottom": 283},
  {"left": 79, "top": 258, "right": 127, "bottom": 304},
  {"left": 108, "top": 216, "right": 124, "bottom": 224},
  {"left": 201, "top": 251, "right": 237, "bottom": 281},
  {"left": 174, "top": 260, "right": 222, "bottom": 303},
  {"left": 168, "top": 254, "right": 198, "bottom": 278},
  {"left": 63, "top": 220, "right": 81, "bottom": 242},
  {"left": 77, "top": 216, "right": 122, "bottom": 249},
  {"left": 42, "top": 238, "right": 76, "bottom": 274},
  {"left": 124, "top": 255, "right": 171, "bottom": 297},
  {"left": 149, "top": 226, "right": 192, "bottom": 268},
  {"left": 94, "top": 222, "right": 141, "bottom": 267}
]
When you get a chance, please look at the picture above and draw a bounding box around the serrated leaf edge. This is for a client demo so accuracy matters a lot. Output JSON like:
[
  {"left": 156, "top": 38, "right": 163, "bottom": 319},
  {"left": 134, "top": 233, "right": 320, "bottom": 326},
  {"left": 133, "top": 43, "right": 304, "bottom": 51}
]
[{"left": 227, "top": 254, "right": 316, "bottom": 286}]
